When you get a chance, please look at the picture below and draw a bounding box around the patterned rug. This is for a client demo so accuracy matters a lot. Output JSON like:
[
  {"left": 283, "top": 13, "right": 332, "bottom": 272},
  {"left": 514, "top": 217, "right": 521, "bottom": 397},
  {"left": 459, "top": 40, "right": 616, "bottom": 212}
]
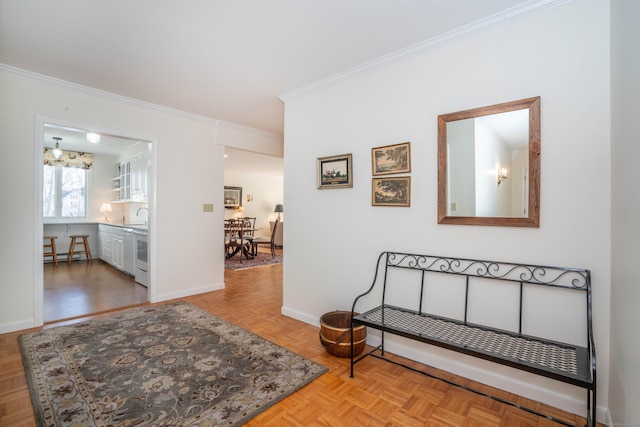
[
  {"left": 19, "top": 302, "right": 326, "bottom": 426},
  {"left": 225, "top": 252, "right": 283, "bottom": 271}
]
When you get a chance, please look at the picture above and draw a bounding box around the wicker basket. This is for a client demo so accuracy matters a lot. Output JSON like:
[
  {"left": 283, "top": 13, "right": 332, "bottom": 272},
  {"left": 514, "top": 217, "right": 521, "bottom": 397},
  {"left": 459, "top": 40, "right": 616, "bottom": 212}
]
[{"left": 319, "top": 311, "right": 367, "bottom": 358}]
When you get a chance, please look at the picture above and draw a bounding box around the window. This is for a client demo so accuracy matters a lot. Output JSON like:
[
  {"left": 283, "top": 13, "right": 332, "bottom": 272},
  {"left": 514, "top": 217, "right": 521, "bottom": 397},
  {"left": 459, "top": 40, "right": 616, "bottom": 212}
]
[{"left": 43, "top": 165, "right": 87, "bottom": 219}]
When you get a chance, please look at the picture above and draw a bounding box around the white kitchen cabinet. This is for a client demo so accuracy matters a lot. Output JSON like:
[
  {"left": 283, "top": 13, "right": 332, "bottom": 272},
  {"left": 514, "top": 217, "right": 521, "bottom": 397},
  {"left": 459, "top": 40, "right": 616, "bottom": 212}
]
[
  {"left": 99, "top": 229, "right": 114, "bottom": 265},
  {"left": 112, "top": 153, "right": 149, "bottom": 203},
  {"left": 99, "top": 224, "right": 135, "bottom": 275},
  {"left": 112, "top": 234, "right": 124, "bottom": 270},
  {"left": 129, "top": 152, "right": 149, "bottom": 201},
  {"left": 111, "top": 161, "right": 130, "bottom": 202},
  {"left": 120, "top": 161, "right": 131, "bottom": 201}
]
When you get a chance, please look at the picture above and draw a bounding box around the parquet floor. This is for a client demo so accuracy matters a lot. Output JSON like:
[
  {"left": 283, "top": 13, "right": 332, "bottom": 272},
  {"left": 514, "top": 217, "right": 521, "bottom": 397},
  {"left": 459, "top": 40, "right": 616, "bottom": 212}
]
[{"left": 1, "top": 252, "right": 598, "bottom": 426}]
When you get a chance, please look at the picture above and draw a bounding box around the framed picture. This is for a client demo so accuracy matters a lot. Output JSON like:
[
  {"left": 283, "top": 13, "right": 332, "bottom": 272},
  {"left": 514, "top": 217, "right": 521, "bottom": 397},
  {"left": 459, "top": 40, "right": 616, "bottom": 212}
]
[
  {"left": 371, "top": 142, "right": 411, "bottom": 176},
  {"left": 372, "top": 177, "right": 411, "bottom": 207},
  {"left": 317, "top": 153, "right": 353, "bottom": 189},
  {"left": 224, "top": 186, "right": 242, "bottom": 209}
]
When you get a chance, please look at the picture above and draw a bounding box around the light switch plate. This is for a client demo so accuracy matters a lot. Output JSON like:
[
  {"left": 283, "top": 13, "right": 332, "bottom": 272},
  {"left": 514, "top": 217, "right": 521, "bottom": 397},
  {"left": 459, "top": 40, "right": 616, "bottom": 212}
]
[{"left": 203, "top": 203, "right": 214, "bottom": 212}]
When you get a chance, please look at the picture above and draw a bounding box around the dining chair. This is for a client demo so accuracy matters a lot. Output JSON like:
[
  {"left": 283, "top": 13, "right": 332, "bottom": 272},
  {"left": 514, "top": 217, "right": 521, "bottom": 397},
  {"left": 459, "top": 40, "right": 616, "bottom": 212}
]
[
  {"left": 224, "top": 218, "right": 253, "bottom": 262},
  {"left": 251, "top": 218, "right": 279, "bottom": 257},
  {"left": 240, "top": 217, "right": 256, "bottom": 238}
]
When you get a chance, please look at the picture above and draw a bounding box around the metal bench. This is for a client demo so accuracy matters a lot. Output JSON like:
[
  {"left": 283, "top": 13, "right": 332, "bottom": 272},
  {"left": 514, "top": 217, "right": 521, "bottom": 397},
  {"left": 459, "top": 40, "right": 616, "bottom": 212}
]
[{"left": 350, "top": 251, "right": 596, "bottom": 426}]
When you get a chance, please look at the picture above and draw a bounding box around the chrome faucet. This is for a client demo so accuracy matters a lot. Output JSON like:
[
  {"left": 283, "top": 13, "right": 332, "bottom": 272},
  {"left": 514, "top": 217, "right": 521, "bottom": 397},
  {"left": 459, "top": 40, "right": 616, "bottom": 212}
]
[{"left": 136, "top": 207, "right": 149, "bottom": 227}]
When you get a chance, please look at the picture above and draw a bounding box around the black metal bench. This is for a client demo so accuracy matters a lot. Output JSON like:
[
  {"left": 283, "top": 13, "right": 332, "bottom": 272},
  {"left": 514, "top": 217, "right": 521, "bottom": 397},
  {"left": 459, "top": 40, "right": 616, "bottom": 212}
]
[{"left": 350, "top": 251, "right": 596, "bottom": 427}]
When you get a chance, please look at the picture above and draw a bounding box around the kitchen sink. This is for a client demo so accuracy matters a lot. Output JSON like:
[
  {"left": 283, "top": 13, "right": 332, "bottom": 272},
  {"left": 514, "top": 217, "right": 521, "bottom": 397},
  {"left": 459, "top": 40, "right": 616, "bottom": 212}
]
[{"left": 124, "top": 223, "right": 147, "bottom": 229}]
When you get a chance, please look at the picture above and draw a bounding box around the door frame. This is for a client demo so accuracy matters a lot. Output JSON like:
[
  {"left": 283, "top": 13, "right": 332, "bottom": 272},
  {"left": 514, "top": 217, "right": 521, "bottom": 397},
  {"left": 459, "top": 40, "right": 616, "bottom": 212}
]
[{"left": 34, "top": 116, "right": 158, "bottom": 326}]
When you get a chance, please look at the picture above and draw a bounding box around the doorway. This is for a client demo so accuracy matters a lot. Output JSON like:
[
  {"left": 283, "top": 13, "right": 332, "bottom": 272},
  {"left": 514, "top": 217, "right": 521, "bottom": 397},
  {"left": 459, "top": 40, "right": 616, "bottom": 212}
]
[{"left": 36, "top": 117, "right": 156, "bottom": 324}]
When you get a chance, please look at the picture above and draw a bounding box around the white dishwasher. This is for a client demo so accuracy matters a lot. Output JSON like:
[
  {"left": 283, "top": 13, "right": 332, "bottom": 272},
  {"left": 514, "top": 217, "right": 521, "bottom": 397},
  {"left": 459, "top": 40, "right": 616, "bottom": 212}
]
[
  {"left": 134, "top": 231, "right": 148, "bottom": 287},
  {"left": 123, "top": 228, "right": 135, "bottom": 276}
]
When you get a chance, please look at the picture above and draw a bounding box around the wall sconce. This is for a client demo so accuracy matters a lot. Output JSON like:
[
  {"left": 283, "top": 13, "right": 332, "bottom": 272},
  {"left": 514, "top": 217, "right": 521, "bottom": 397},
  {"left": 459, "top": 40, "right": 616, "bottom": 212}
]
[
  {"left": 100, "top": 203, "right": 113, "bottom": 222},
  {"left": 274, "top": 204, "right": 284, "bottom": 220},
  {"left": 497, "top": 168, "right": 508, "bottom": 186},
  {"left": 246, "top": 194, "right": 253, "bottom": 202}
]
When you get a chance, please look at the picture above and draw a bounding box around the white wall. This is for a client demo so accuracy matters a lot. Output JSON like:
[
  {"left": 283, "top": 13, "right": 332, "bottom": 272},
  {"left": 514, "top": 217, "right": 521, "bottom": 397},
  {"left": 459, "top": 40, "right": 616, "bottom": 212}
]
[
  {"left": 511, "top": 149, "right": 528, "bottom": 216},
  {"left": 447, "top": 119, "right": 475, "bottom": 216},
  {"left": 610, "top": 0, "right": 640, "bottom": 425},
  {"left": 282, "top": 0, "right": 610, "bottom": 420},
  {"left": 474, "top": 119, "right": 503, "bottom": 217},
  {"left": 0, "top": 68, "right": 231, "bottom": 332},
  {"left": 91, "top": 153, "right": 121, "bottom": 222},
  {"left": 218, "top": 123, "right": 283, "bottom": 157},
  {"left": 223, "top": 169, "right": 284, "bottom": 238}
]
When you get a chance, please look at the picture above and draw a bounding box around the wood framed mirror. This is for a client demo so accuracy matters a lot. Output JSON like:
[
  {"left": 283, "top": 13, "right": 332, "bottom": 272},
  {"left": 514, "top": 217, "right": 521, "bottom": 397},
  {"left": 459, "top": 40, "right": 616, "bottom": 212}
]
[{"left": 438, "top": 97, "right": 540, "bottom": 227}]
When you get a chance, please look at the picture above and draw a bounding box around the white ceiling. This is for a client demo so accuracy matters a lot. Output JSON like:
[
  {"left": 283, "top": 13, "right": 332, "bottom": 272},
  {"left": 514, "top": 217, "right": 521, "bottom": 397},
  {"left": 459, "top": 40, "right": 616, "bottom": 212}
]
[
  {"left": 1, "top": 0, "right": 531, "bottom": 138},
  {"left": 4, "top": 1, "right": 533, "bottom": 176}
]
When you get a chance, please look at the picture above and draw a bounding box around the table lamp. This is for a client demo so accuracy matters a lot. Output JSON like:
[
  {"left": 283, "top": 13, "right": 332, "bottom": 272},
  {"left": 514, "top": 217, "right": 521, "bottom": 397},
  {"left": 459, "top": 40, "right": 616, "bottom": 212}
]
[
  {"left": 274, "top": 204, "right": 283, "bottom": 220},
  {"left": 100, "top": 203, "right": 112, "bottom": 223}
]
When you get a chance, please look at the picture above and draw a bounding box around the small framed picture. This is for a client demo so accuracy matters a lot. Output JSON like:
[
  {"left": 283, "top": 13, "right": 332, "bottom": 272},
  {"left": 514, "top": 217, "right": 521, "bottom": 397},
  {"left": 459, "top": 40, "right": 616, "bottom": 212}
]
[
  {"left": 317, "top": 153, "right": 353, "bottom": 189},
  {"left": 224, "top": 186, "right": 242, "bottom": 209},
  {"left": 372, "top": 142, "right": 411, "bottom": 176},
  {"left": 372, "top": 177, "right": 411, "bottom": 207}
]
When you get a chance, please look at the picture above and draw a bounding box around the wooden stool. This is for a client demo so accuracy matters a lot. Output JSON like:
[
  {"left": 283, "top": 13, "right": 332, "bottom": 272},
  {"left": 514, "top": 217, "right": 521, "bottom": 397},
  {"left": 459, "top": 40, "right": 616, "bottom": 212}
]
[
  {"left": 67, "top": 235, "right": 92, "bottom": 262},
  {"left": 43, "top": 236, "right": 58, "bottom": 265}
]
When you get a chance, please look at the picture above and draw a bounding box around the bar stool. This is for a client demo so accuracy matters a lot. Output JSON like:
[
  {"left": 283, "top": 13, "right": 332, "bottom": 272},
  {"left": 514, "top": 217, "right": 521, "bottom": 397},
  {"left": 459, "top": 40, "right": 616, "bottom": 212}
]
[
  {"left": 43, "top": 236, "right": 58, "bottom": 265},
  {"left": 67, "top": 235, "right": 93, "bottom": 262}
]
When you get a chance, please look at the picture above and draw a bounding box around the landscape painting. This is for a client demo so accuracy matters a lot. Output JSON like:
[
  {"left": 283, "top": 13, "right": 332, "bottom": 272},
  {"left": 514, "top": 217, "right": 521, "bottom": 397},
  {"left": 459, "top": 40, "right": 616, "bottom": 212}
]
[
  {"left": 372, "top": 177, "right": 410, "bottom": 207},
  {"left": 372, "top": 142, "right": 411, "bottom": 176}
]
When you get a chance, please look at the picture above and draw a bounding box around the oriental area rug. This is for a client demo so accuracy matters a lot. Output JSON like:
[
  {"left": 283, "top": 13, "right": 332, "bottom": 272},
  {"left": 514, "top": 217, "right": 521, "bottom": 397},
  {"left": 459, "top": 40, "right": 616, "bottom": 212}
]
[
  {"left": 225, "top": 252, "right": 283, "bottom": 271},
  {"left": 19, "top": 301, "right": 327, "bottom": 426}
]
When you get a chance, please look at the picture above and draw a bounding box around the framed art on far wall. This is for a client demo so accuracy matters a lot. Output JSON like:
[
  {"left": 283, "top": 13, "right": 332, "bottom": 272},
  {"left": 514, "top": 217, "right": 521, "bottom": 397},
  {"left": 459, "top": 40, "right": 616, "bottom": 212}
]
[
  {"left": 317, "top": 153, "right": 353, "bottom": 189},
  {"left": 372, "top": 142, "right": 411, "bottom": 176},
  {"left": 372, "top": 176, "right": 411, "bottom": 207},
  {"left": 224, "top": 186, "right": 242, "bottom": 209}
]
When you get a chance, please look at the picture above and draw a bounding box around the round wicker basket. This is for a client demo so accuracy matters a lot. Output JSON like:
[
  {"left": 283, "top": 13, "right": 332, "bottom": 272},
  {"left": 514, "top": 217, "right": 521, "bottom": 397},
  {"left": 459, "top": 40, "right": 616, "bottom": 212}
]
[{"left": 319, "top": 311, "right": 367, "bottom": 358}]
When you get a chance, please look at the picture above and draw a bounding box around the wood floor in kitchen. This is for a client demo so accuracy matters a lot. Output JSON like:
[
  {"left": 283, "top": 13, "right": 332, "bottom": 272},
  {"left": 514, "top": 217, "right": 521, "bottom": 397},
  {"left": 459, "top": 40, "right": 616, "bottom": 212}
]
[{"left": 43, "top": 259, "right": 148, "bottom": 323}]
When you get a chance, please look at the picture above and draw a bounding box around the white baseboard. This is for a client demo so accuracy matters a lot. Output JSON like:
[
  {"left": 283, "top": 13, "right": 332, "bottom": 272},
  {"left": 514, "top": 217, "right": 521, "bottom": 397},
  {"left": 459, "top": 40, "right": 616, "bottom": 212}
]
[
  {"left": 280, "top": 306, "right": 607, "bottom": 424},
  {"left": 1, "top": 282, "right": 224, "bottom": 334},
  {"left": 605, "top": 408, "right": 614, "bottom": 426},
  {"left": 157, "top": 281, "right": 225, "bottom": 302},
  {"left": 0, "top": 318, "right": 37, "bottom": 334},
  {"left": 281, "top": 305, "right": 320, "bottom": 327},
  {"left": 369, "top": 335, "right": 610, "bottom": 420}
]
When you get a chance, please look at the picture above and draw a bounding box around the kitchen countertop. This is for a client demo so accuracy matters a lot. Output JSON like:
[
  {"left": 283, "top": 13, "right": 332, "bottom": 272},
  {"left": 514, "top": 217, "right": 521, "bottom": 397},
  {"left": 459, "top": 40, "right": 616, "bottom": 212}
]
[
  {"left": 44, "top": 222, "right": 99, "bottom": 225},
  {"left": 99, "top": 222, "right": 148, "bottom": 234}
]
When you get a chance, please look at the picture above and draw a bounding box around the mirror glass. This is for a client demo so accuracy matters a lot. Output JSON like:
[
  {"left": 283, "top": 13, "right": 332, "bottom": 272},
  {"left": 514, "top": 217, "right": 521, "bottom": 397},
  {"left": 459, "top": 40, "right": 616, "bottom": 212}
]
[{"left": 438, "top": 97, "right": 540, "bottom": 227}]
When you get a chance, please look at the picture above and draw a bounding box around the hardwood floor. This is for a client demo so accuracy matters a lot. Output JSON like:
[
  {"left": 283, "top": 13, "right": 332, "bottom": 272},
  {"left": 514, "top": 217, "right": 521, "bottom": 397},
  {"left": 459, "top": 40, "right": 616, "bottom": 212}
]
[
  {"left": 2, "top": 255, "right": 597, "bottom": 426},
  {"left": 43, "top": 260, "right": 148, "bottom": 323}
]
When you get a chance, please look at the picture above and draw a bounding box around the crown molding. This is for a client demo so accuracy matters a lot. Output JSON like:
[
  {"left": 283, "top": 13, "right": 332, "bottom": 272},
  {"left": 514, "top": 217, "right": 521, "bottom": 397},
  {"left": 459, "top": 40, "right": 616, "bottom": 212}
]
[
  {"left": 217, "top": 120, "right": 283, "bottom": 141},
  {"left": 280, "top": 0, "right": 570, "bottom": 101},
  {"left": 0, "top": 63, "right": 223, "bottom": 125},
  {"left": 0, "top": 62, "right": 280, "bottom": 140}
]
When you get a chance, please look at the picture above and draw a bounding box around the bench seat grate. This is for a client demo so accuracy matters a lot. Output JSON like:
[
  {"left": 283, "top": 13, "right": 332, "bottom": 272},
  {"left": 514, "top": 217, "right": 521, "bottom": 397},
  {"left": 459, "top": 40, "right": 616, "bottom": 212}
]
[{"left": 361, "top": 306, "right": 581, "bottom": 377}]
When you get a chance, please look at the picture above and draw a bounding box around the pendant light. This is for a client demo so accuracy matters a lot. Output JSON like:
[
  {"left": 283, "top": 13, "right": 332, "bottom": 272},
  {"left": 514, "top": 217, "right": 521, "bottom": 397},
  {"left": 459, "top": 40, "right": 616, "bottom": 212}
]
[{"left": 52, "top": 137, "right": 63, "bottom": 159}]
